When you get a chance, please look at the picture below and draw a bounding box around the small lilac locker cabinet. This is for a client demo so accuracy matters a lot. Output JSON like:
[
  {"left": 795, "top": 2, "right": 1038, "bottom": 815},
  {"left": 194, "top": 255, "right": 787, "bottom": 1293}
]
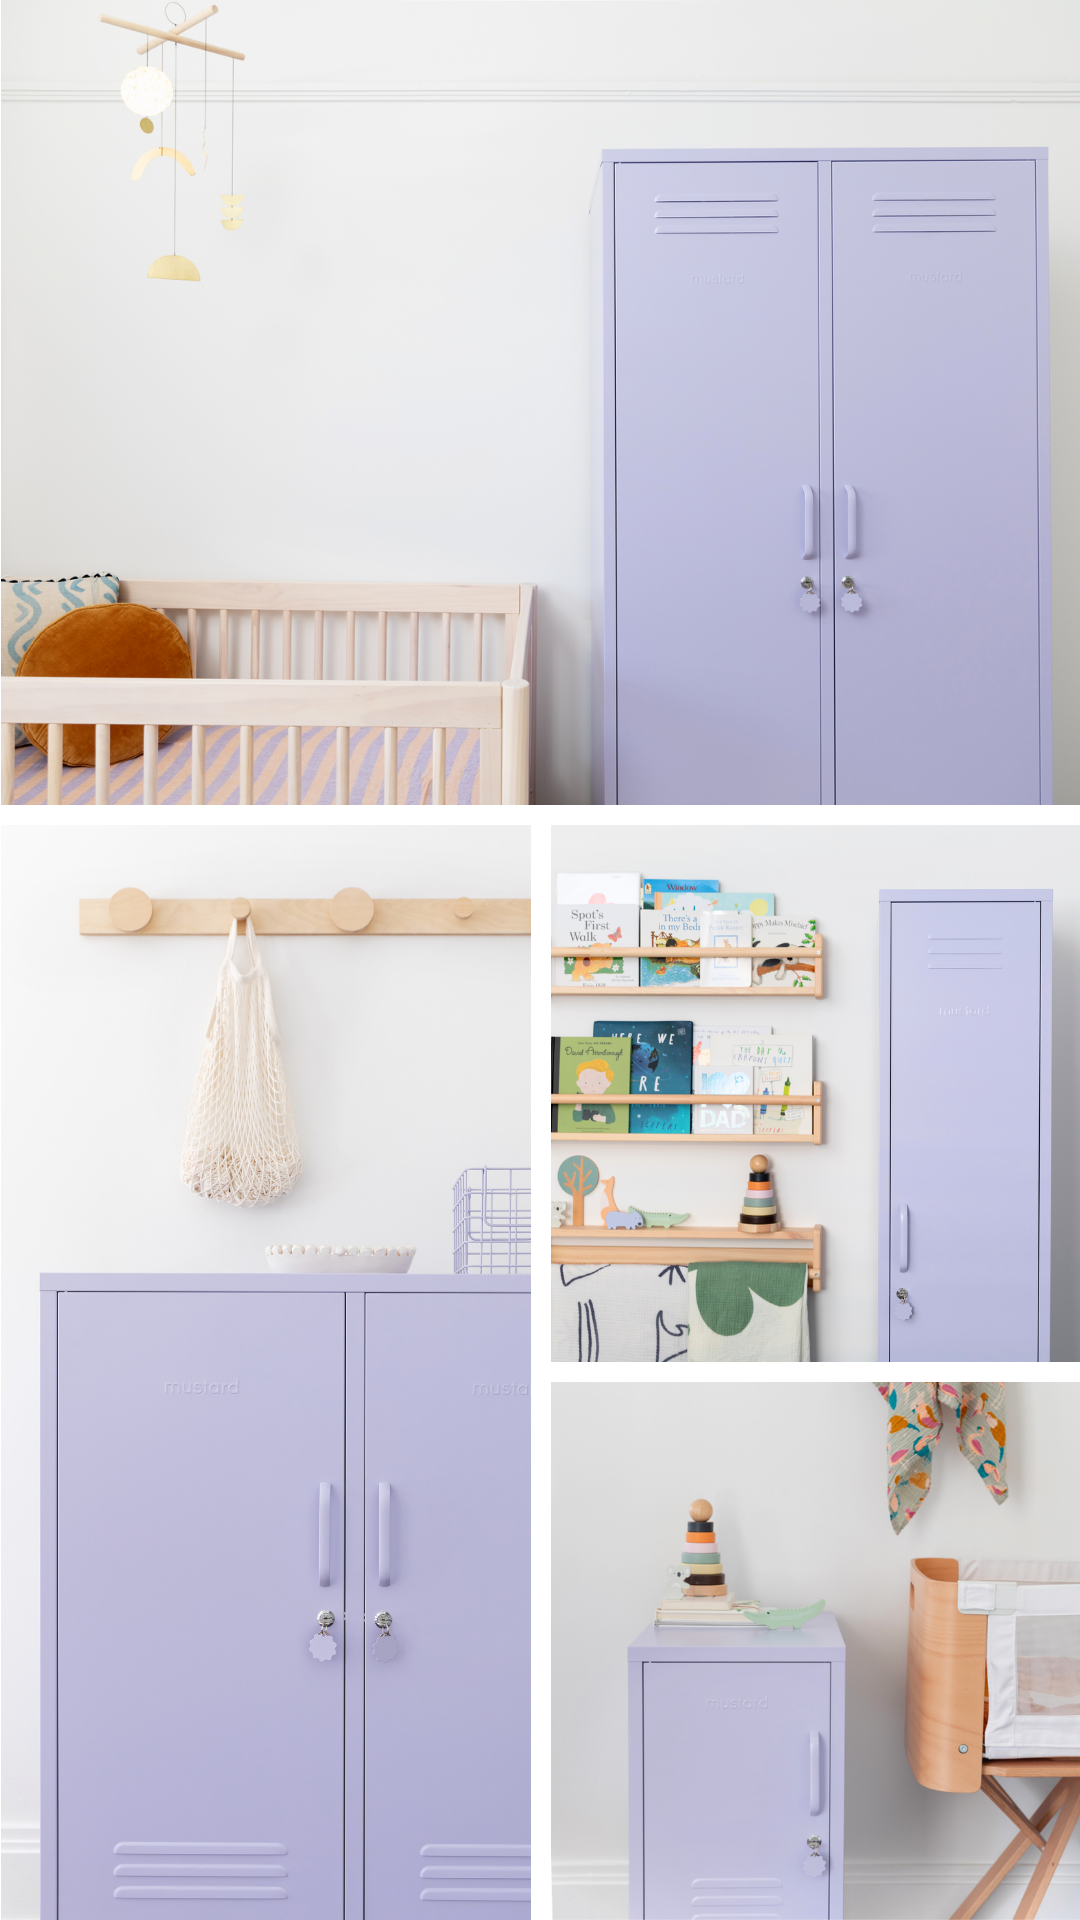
[
  {"left": 879, "top": 892, "right": 1052, "bottom": 1361},
  {"left": 591, "top": 149, "right": 1051, "bottom": 805},
  {"left": 40, "top": 1272, "right": 530, "bottom": 1916},
  {"left": 628, "top": 1618, "right": 846, "bottom": 1917}
]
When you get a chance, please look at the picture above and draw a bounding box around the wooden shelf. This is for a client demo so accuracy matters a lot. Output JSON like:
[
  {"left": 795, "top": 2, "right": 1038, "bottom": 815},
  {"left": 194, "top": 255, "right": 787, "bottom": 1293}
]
[
  {"left": 551, "top": 1225, "right": 823, "bottom": 1288},
  {"left": 551, "top": 936, "right": 824, "bottom": 998},
  {"left": 550, "top": 1084, "right": 824, "bottom": 1145}
]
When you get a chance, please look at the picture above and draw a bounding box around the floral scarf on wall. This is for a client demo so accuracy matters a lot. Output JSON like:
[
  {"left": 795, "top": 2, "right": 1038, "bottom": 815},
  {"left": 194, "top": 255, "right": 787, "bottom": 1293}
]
[{"left": 876, "top": 1382, "right": 1008, "bottom": 1534}]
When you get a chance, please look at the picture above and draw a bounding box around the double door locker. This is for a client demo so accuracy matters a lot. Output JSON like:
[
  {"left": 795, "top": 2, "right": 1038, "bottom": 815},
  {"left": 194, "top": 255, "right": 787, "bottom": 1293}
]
[
  {"left": 592, "top": 148, "right": 1050, "bottom": 805},
  {"left": 41, "top": 1275, "right": 530, "bottom": 1915}
]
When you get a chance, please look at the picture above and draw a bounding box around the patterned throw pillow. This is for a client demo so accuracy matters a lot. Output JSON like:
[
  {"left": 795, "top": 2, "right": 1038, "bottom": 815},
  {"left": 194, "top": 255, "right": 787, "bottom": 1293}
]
[{"left": 2, "top": 574, "right": 120, "bottom": 677}]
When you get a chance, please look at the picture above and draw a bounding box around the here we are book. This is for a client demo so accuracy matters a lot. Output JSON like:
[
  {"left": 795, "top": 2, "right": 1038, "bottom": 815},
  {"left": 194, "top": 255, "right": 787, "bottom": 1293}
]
[{"left": 592, "top": 1020, "right": 693, "bottom": 1132}]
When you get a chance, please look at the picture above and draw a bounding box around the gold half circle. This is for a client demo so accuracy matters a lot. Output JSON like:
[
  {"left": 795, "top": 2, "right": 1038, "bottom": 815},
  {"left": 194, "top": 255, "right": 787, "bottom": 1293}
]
[
  {"left": 132, "top": 145, "right": 196, "bottom": 181},
  {"left": 147, "top": 254, "right": 201, "bottom": 281}
]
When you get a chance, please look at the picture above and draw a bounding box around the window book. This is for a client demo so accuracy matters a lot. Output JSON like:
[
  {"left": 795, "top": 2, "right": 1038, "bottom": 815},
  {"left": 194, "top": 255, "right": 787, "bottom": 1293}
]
[
  {"left": 642, "top": 876, "right": 720, "bottom": 911},
  {"left": 692, "top": 1033, "right": 813, "bottom": 1137},
  {"left": 592, "top": 1020, "right": 693, "bottom": 1133},
  {"left": 552, "top": 903, "right": 639, "bottom": 987},
  {"left": 555, "top": 1034, "right": 632, "bottom": 1135},
  {"left": 750, "top": 916, "right": 819, "bottom": 989}
]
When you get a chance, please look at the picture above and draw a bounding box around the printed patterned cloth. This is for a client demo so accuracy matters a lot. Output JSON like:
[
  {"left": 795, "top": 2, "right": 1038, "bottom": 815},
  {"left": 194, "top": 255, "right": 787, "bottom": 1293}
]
[
  {"left": 10, "top": 723, "right": 482, "bottom": 805},
  {"left": 876, "top": 1381, "right": 1008, "bottom": 1534},
  {"left": 551, "top": 1261, "right": 810, "bottom": 1362}
]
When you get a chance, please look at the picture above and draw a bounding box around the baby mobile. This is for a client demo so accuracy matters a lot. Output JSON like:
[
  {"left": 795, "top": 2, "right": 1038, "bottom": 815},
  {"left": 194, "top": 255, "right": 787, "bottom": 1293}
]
[{"left": 99, "top": 7, "right": 245, "bottom": 280}]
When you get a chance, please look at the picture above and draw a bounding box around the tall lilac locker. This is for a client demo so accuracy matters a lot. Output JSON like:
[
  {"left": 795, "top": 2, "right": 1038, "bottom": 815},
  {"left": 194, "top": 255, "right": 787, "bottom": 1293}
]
[
  {"left": 591, "top": 148, "right": 1051, "bottom": 806},
  {"left": 879, "top": 892, "right": 1052, "bottom": 1361},
  {"left": 628, "top": 1618, "right": 846, "bottom": 1918},
  {"left": 41, "top": 1273, "right": 530, "bottom": 1917}
]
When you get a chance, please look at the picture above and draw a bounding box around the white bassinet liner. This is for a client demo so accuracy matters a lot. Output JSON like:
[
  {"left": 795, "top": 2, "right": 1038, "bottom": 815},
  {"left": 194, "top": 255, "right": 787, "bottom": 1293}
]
[{"left": 957, "top": 1560, "right": 1080, "bottom": 1758}]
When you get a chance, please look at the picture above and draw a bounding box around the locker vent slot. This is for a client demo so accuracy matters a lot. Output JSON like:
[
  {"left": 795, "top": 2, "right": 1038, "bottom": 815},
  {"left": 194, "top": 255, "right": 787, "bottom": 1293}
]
[
  {"left": 872, "top": 194, "right": 996, "bottom": 234},
  {"left": 654, "top": 197, "right": 779, "bottom": 237},
  {"left": 113, "top": 1841, "right": 287, "bottom": 1899},
  {"left": 928, "top": 934, "right": 1003, "bottom": 970},
  {"left": 690, "top": 1876, "right": 782, "bottom": 1904},
  {"left": 420, "top": 1842, "right": 531, "bottom": 1902}
]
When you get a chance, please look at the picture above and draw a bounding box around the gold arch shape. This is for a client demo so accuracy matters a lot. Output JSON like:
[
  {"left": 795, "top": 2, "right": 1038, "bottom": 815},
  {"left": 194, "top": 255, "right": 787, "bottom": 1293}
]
[{"left": 131, "top": 145, "right": 196, "bottom": 181}]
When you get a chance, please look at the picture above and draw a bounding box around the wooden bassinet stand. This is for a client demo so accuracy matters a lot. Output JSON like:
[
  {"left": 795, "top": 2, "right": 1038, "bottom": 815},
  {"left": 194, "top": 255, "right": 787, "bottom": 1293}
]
[{"left": 907, "top": 1558, "right": 1080, "bottom": 1919}]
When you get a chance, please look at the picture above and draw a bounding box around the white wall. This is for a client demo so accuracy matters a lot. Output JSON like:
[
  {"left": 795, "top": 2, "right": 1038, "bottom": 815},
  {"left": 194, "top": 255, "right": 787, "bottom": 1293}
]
[
  {"left": 550, "top": 819, "right": 1080, "bottom": 1360},
  {"left": 552, "top": 1379, "right": 1080, "bottom": 1919},
  {"left": 0, "top": 814, "right": 528, "bottom": 1917},
  {"left": 2, "top": 4, "right": 1078, "bottom": 801}
]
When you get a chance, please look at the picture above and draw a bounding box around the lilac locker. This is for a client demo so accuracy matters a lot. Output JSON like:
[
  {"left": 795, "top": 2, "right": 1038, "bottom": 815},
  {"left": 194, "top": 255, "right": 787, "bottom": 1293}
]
[
  {"left": 55, "top": 1289, "right": 345, "bottom": 1914},
  {"left": 612, "top": 160, "right": 822, "bottom": 804},
  {"left": 361, "top": 1292, "right": 530, "bottom": 1914},
  {"left": 832, "top": 160, "right": 1042, "bottom": 802},
  {"left": 880, "top": 893, "right": 1051, "bottom": 1360},
  {"left": 628, "top": 1619, "right": 846, "bottom": 1919}
]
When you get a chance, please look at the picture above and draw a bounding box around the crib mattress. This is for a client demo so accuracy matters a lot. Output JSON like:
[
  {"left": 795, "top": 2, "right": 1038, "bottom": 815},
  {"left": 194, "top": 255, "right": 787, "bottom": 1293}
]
[{"left": 11, "top": 723, "right": 482, "bottom": 805}]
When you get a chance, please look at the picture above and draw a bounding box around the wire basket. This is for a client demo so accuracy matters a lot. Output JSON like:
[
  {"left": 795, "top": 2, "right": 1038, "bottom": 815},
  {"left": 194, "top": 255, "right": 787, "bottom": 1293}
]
[{"left": 453, "top": 1166, "right": 530, "bottom": 1274}]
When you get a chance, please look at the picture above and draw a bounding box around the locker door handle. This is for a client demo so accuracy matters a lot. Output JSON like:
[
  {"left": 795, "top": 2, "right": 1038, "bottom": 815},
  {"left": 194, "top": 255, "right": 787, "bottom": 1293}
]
[
  {"left": 844, "top": 485, "right": 858, "bottom": 559},
  {"left": 809, "top": 1731, "right": 823, "bottom": 1815},
  {"left": 318, "top": 1482, "right": 331, "bottom": 1587},
  {"left": 898, "top": 1205, "right": 910, "bottom": 1273},
  {"left": 802, "top": 484, "right": 816, "bottom": 559},
  {"left": 378, "top": 1481, "right": 392, "bottom": 1586}
]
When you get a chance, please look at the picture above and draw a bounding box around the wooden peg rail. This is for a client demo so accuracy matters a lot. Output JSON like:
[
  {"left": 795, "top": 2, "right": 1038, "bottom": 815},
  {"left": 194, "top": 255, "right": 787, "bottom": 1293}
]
[
  {"left": 80, "top": 891, "right": 530, "bottom": 936},
  {"left": 551, "top": 1225, "right": 823, "bottom": 1288},
  {"left": 551, "top": 936, "right": 825, "bottom": 998},
  {"left": 550, "top": 1084, "right": 824, "bottom": 1145}
]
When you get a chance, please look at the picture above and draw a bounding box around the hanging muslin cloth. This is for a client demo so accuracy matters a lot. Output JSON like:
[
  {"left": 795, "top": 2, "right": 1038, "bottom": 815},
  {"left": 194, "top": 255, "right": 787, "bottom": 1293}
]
[
  {"left": 876, "top": 1382, "right": 1008, "bottom": 1533},
  {"left": 688, "top": 1261, "right": 809, "bottom": 1361},
  {"left": 181, "top": 918, "right": 302, "bottom": 1206}
]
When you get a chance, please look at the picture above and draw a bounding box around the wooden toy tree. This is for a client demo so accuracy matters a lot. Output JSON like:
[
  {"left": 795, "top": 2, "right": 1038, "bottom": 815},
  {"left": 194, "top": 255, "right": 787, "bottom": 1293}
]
[{"left": 558, "top": 1154, "right": 599, "bottom": 1227}]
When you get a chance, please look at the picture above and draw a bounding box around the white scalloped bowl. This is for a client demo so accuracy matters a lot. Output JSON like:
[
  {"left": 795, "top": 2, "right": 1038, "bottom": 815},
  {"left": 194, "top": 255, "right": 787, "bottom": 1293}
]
[{"left": 265, "top": 1245, "right": 416, "bottom": 1275}]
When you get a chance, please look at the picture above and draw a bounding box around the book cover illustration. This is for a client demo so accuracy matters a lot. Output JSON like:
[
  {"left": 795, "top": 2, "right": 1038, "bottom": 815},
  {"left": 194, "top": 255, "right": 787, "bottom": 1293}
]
[
  {"left": 552, "top": 903, "right": 639, "bottom": 987},
  {"left": 640, "top": 899, "right": 716, "bottom": 985},
  {"left": 693, "top": 1033, "right": 811, "bottom": 1135},
  {"left": 715, "top": 891, "right": 775, "bottom": 915},
  {"left": 556, "top": 872, "right": 640, "bottom": 905},
  {"left": 642, "top": 877, "right": 719, "bottom": 911},
  {"left": 701, "top": 909, "right": 752, "bottom": 988},
  {"left": 593, "top": 1020, "right": 693, "bottom": 1133},
  {"left": 750, "top": 917, "right": 819, "bottom": 990},
  {"left": 556, "top": 1034, "right": 631, "bottom": 1135}
]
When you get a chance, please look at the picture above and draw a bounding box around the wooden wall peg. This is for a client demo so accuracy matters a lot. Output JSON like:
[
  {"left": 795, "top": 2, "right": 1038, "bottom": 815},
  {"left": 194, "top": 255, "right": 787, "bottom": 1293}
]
[
  {"left": 108, "top": 888, "right": 153, "bottom": 932},
  {"left": 453, "top": 897, "right": 474, "bottom": 921},
  {"left": 329, "top": 888, "right": 375, "bottom": 933},
  {"left": 230, "top": 897, "right": 251, "bottom": 931}
]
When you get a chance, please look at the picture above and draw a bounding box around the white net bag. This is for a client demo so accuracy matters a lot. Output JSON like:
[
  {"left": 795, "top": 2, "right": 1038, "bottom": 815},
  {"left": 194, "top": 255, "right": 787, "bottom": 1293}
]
[{"left": 181, "top": 919, "right": 302, "bottom": 1206}]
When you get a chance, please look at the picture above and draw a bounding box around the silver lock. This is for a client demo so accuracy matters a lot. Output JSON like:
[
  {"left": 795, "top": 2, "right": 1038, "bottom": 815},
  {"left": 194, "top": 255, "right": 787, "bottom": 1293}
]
[
  {"left": 799, "top": 576, "right": 820, "bottom": 613},
  {"left": 803, "top": 1836, "right": 827, "bottom": 1878},
  {"left": 895, "top": 1288, "right": 913, "bottom": 1321},
  {"left": 840, "top": 575, "right": 863, "bottom": 613},
  {"left": 317, "top": 1609, "right": 335, "bottom": 1628},
  {"left": 375, "top": 1611, "right": 392, "bottom": 1630},
  {"left": 371, "top": 1609, "right": 397, "bottom": 1663}
]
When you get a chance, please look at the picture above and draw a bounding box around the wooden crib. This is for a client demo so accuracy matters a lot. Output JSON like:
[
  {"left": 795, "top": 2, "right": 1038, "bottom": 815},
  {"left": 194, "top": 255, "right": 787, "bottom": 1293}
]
[
  {"left": 0, "top": 580, "right": 536, "bottom": 806},
  {"left": 907, "top": 1558, "right": 1080, "bottom": 1918}
]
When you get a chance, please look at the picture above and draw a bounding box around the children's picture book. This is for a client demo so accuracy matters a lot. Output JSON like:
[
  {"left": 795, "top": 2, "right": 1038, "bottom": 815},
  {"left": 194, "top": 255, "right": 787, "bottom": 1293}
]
[
  {"left": 552, "top": 903, "right": 639, "bottom": 988},
  {"left": 690, "top": 1026, "right": 772, "bottom": 1134},
  {"left": 700, "top": 909, "right": 752, "bottom": 988},
  {"left": 694, "top": 1033, "right": 813, "bottom": 1136},
  {"left": 556, "top": 1034, "right": 631, "bottom": 1135},
  {"left": 640, "top": 899, "right": 716, "bottom": 985},
  {"left": 715, "top": 891, "right": 775, "bottom": 915},
  {"left": 750, "top": 917, "right": 819, "bottom": 990},
  {"left": 556, "top": 872, "right": 640, "bottom": 905},
  {"left": 593, "top": 1020, "right": 693, "bottom": 1133},
  {"left": 642, "top": 877, "right": 719, "bottom": 910}
]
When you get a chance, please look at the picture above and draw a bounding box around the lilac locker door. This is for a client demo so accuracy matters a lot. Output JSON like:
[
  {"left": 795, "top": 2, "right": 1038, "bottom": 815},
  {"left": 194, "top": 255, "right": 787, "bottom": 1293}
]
[
  {"left": 643, "top": 1661, "right": 831, "bottom": 1915},
  {"left": 614, "top": 161, "right": 822, "bottom": 803},
  {"left": 363, "top": 1293, "right": 530, "bottom": 1914},
  {"left": 888, "top": 902, "right": 1042, "bottom": 1358},
  {"left": 832, "top": 160, "right": 1041, "bottom": 801},
  {"left": 56, "top": 1290, "right": 345, "bottom": 1914}
]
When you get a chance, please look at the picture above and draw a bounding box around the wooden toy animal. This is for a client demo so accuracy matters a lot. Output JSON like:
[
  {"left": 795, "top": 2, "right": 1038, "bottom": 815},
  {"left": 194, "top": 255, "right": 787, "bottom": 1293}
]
[{"left": 600, "top": 1175, "right": 644, "bottom": 1231}]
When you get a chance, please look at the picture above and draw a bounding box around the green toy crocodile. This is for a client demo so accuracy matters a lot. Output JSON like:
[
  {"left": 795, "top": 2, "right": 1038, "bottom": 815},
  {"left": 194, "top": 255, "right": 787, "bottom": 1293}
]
[{"left": 628, "top": 1208, "right": 691, "bottom": 1229}]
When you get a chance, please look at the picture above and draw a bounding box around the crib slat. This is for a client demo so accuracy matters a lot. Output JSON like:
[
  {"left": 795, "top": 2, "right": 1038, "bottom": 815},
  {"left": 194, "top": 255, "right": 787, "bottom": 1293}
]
[
  {"left": 143, "top": 725, "right": 158, "bottom": 805},
  {"left": 346, "top": 610, "right": 356, "bottom": 680},
  {"left": 47, "top": 723, "right": 63, "bottom": 805},
  {"left": 239, "top": 725, "right": 254, "bottom": 804},
  {"left": 2, "top": 722, "right": 16, "bottom": 805},
  {"left": 431, "top": 728, "right": 446, "bottom": 806},
  {"left": 188, "top": 608, "right": 198, "bottom": 676},
  {"left": 251, "top": 609, "right": 261, "bottom": 680},
  {"left": 95, "top": 725, "right": 110, "bottom": 805},
  {"left": 409, "top": 610, "right": 419, "bottom": 681},
  {"left": 442, "top": 611, "right": 451, "bottom": 680},
  {"left": 219, "top": 608, "right": 229, "bottom": 678},
  {"left": 282, "top": 609, "right": 293, "bottom": 680},
  {"left": 192, "top": 724, "right": 206, "bottom": 805},
  {"left": 383, "top": 726, "right": 398, "bottom": 806},
  {"left": 288, "top": 727, "right": 301, "bottom": 805},
  {"left": 478, "top": 725, "right": 501, "bottom": 804},
  {"left": 314, "top": 610, "right": 324, "bottom": 681},
  {"left": 505, "top": 609, "right": 515, "bottom": 677},
  {"left": 377, "top": 611, "right": 388, "bottom": 680},
  {"left": 336, "top": 727, "right": 350, "bottom": 805},
  {"left": 472, "top": 610, "right": 483, "bottom": 681}
]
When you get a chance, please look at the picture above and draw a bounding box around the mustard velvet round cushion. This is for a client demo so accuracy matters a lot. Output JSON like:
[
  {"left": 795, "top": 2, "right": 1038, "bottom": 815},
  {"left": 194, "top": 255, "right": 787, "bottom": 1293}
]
[{"left": 16, "top": 602, "right": 192, "bottom": 765}]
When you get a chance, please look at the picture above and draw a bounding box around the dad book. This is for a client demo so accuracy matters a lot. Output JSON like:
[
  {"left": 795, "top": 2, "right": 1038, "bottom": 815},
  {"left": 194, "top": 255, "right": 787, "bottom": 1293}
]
[
  {"left": 640, "top": 899, "right": 715, "bottom": 985},
  {"left": 552, "top": 902, "right": 639, "bottom": 988},
  {"left": 556, "top": 1034, "right": 631, "bottom": 1135},
  {"left": 593, "top": 1020, "right": 692, "bottom": 1133},
  {"left": 750, "top": 917, "right": 819, "bottom": 990},
  {"left": 693, "top": 1033, "right": 813, "bottom": 1137}
]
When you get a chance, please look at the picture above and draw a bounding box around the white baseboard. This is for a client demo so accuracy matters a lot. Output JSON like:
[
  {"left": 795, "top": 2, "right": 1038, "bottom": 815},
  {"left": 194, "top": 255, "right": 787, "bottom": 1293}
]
[
  {"left": 0, "top": 1826, "right": 40, "bottom": 1920},
  {"left": 552, "top": 1857, "right": 1080, "bottom": 1919}
]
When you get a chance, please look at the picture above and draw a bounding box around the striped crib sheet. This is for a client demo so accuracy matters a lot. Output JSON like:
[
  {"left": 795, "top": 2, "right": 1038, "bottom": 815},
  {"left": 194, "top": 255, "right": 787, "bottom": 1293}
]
[{"left": 12, "top": 725, "right": 481, "bottom": 806}]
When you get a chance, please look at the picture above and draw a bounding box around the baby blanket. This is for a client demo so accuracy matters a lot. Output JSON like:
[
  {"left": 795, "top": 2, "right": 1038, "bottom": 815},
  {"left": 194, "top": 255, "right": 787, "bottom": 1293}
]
[{"left": 876, "top": 1381, "right": 1008, "bottom": 1533}]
